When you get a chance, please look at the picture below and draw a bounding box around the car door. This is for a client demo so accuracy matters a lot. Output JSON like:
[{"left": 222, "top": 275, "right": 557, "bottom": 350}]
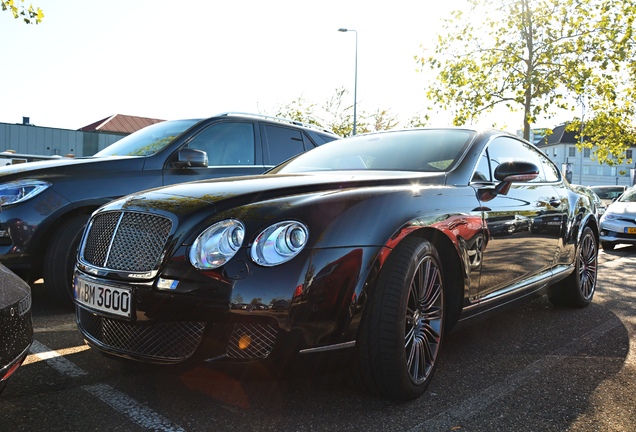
[
  {"left": 474, "top": 137, "right": 566, "bottom": 305},
  {"left": 162, "top": 120, "right": 266, "bottom": 185}
]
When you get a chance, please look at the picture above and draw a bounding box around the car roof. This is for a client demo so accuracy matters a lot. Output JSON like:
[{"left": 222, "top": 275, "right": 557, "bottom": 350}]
[{"left": 213, "top": 112, "right": 339, "bottom": 137}]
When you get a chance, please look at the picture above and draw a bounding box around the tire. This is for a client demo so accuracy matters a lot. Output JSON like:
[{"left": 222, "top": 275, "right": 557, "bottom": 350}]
[
  {"left": 601, "top": 241, "right": 615, "bottom": 251},
  {"left": 549, "top": 226, "right": 598, "bottom": 308},
  {"left": 354, "top": 237, "right": 445, "bottom": 400},
  {"left": 43, "top": 214, "right": 90, "bottom": 306}
]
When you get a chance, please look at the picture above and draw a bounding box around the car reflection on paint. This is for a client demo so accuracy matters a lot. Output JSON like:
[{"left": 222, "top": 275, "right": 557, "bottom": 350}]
[
  {"left": 488, "top": 214, "right": 531, "bottom": 236},
  {"left": 73, "top": 127, "right": 599, "bottom": 401}
]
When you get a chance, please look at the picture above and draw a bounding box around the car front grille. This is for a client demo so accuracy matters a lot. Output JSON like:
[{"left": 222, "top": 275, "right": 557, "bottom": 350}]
[
  {"left": 81, "top": 211, "right": 172, "bottom": 272},
  {"left": 77, "top": 307, "right": 204, "bottom": 363}
]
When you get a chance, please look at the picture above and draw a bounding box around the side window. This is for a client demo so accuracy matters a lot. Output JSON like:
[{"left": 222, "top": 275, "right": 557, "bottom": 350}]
[
  {"left": 538, "top": 151, "right": 560, "bottom": 182},
  {"left": 263, "top": 124, "right": 306, "bottom": 164},
  {"left": 186, "top": 122, "right": 255, "bottom": 165},
  {"left": 471, "top": 150, "right": 492, "bottom": 183},
  {"left": 486, "top": 137, "right": 547, "bottom": 182}
]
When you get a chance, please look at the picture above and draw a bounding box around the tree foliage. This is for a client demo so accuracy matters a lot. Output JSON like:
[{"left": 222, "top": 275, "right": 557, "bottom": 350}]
[
  {"left": 418, "top": 0, "right": 636, "bottom": 164},
  {"left": 2, "top": 0, "right": 44, "bottom": 24},
  {"left": 270, "top": 87, "right": 399, "bottom": 137}
]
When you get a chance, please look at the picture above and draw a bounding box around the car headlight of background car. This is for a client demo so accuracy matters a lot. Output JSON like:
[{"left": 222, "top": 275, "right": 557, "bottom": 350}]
[
  {"left": 0, "top": 180, "right": 51, "bottom": 205},
  {"left": 600, "top": 213, "right": 618, "bottom": 223},
  {"left": 251, "top": 221, "right": 309, "bottom": 267}
]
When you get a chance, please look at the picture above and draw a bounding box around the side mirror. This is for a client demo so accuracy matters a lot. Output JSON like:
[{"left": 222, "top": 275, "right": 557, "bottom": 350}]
[
  {"left": 479, "top": 161, "right": 539, "bottom": 201},
  {"left": 173, "top": 148, "right": 208, "bottom": 168},
  {"left": 494, "top": 161, "right": 540, "bottom": 183}
]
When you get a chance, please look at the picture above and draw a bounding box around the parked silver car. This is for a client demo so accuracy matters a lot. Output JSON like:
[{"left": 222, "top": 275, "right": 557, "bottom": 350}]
[{"left": 599, "top": 187, "right": 636, "bottom": 250}]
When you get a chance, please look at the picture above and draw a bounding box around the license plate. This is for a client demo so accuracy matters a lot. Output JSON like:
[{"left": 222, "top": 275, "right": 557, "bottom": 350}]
[
  {"left": 74, "top": 276, "right": 132, "bottom": 318},
  {"left": 626, "top": 227, "right": 636, "bottom": 234}
]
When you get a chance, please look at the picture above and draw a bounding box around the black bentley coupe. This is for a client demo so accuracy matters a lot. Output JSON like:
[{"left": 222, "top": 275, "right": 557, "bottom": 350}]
[{"left": 73, "top": 128, "right": 599, "bottom": 400}]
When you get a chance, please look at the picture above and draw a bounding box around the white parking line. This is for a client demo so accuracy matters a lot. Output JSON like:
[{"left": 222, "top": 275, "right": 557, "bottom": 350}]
[
  {"left": 29, "top": 340, "right": 88, "bottom": 378},
  {"left": 83, "top": 384, "right": 185, "bottom": 432},
  {"left": 28, "top": 340, "right": 186, "bottom": 432}
]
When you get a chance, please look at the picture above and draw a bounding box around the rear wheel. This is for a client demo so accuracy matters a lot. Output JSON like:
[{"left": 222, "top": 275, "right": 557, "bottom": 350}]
[
  {"left": 549, "top": 226, "right": 598, "bottom": 308},
  {"left": 43, "top": 214, "right": 90, "bottom": 306},
  {"left": 355, "top": 237, "right": 445, "bottom": 400}
]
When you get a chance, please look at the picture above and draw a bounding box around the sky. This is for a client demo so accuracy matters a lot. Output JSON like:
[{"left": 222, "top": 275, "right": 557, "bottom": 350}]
[{"left": 1, "top": 0, "right": 530, "bottom": 133}]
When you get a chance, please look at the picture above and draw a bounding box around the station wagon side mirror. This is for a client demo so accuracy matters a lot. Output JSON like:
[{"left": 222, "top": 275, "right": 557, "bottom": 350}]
[
  {"left": 479, "top": 161, "right": 540, "bottom": 202},
  {"left": 173, "top": 148, "right": 208, "bottom": 168}
]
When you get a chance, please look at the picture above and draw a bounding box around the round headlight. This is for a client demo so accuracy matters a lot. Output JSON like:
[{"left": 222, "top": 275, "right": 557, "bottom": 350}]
[
  {"left": 251, "top": 221, "right": 309, "bottom": 266},
  {"left": 189, "top": 219, "right": 245, "bottom": 269}
]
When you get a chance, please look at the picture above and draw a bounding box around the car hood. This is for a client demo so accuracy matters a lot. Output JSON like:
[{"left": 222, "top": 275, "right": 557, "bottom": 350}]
[
  {"left": 113, "top": 171, "right": 447, "bottom": 214},
  {"left": 0, "top": 156, "right": 142, "bottom": 179},
  {"left": 606, "top": 201, "right": 636, "bottom": 216}
]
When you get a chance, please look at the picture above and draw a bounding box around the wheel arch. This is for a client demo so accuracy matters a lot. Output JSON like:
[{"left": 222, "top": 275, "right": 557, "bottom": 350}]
[{"left": 29, "top": 206, "right": 99, "bottom": 279}]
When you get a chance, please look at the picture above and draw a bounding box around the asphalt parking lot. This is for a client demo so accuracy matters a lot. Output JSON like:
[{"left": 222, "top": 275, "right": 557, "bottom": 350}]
[{"left": 1, "top": 246, "right": 635, "bottom": 431}]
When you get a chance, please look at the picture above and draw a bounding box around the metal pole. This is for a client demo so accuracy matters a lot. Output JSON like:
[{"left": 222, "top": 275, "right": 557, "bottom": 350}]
[{"left": 338, "top": 28, "right": 358, "bottom": 135}]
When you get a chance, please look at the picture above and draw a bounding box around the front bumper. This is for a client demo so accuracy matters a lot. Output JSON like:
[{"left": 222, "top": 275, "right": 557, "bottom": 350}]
[
  {"left": 74, "top": 245, "right": 381, "bottom": 365},
  {"left": 600, "top": 220, "right": 636, "bottom": 245}
]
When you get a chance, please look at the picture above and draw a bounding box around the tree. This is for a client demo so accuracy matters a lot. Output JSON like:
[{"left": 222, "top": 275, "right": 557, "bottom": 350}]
[
  {"left": 271, "top": 95, "right": 323, "bottom": 127},
  {"left": 418, "top": 0, "right": 636, "bottom": 153},
  {"left": 321, "top": 87, "right": 359, "bottom": 136},
  {"left": 2, "top": 0, "right": 44, "bottom": 24},
  {"left": 268, "top": 87, "right": 399, "bottom": 137}
]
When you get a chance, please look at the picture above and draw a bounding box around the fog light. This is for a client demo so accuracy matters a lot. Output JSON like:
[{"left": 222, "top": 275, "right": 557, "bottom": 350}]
[{"left": 238, "top": 334, "right": 251, "bottom": 350}]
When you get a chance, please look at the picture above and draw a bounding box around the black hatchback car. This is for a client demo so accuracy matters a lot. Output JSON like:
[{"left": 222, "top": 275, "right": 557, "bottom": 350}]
[
  {"left": 0, "top": 113, "right": 339, "bottom": 304},
  {"left": 74, "top": 128, "right": 599, "bottom": 400}
]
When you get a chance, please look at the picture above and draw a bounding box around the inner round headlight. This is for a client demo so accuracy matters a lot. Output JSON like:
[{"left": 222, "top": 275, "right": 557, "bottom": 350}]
[
  {"left": 251, "top": 221, "right": 309, "bottom": 266},
  {"left": 189, "top": 219, "right": 245, "bottom": 269}
]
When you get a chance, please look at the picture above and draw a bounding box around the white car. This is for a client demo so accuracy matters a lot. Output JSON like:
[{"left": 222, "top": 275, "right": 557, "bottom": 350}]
[{"left": 599, "top": 187, "right": 636, "bottom": 250}]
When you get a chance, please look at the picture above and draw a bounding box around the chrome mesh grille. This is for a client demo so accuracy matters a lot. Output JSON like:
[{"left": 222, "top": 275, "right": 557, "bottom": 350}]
[
  {"left": 77, "top": 307, "right": 205, "bottom": 362},
  {"left": 82, "top": 211, "right": 172, "bottom": 272},
  {"left": 226, "top": 323, "right": 278, "bottom": 359}
]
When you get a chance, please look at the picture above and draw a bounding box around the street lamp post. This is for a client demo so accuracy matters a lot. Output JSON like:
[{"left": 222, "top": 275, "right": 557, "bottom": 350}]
[{"left": 338, "top": 27, "right": 357, "bottom": 135}]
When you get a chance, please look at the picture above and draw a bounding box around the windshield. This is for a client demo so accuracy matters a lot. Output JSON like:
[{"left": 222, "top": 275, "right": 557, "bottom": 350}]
[
  {"left": 618, "top": 188, "right": 636, "bottom": 202},
  {"left": 590, "top": 186, "right": 625, "bottom": 201},
  {"left": 271, "top": 129, "right": 476, "bottom": 174},
  {"left": 93, "top": 119, "right": 200, "bottom": 157}
]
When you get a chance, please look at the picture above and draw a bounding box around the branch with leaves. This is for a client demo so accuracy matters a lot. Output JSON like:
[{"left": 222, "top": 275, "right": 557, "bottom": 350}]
[{"left": 2, "top": 0, "right": 44, "bottom": 24}]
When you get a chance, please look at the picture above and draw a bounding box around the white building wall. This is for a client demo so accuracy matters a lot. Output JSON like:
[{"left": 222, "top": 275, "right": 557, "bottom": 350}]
[{"left": 541, "top": 142, "right": 634, "bottom": 186}]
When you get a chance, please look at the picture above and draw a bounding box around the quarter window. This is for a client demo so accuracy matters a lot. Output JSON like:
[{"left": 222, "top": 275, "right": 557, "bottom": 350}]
[{"left": 263, "top": 125, "right": 307, "bottom": 165}]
